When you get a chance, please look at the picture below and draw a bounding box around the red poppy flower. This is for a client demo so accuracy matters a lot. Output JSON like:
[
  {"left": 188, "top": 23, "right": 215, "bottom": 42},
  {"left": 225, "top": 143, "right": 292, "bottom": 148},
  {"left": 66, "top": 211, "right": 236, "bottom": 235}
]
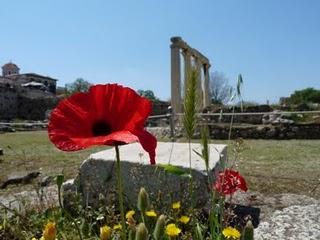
[
  {"left": 213, "top": 169, "right": 247, "bottom": 195},
  {"left": 48, "top": 84, "right": 157, "bottom": 164}
]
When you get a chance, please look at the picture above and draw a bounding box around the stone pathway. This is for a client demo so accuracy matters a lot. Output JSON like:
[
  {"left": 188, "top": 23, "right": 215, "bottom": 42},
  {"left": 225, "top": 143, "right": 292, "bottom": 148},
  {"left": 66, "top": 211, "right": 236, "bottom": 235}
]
[
  {"left": 255, "top": 203, "right": 320, "bottom": 240},
  {"left": 232, "top": 191, "right": 320, "bottom": 239}
]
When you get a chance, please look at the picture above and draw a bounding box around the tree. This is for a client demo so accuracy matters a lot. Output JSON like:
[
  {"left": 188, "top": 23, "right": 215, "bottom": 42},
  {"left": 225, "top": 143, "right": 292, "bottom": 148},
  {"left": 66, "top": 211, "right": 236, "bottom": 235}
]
[
  {"left": 137, "top": 89, "right": 158, "bottom": 101},
  {"left": 288, "top": 88, "right": 320, "bottom": 104},
  {"left": 65, "top": 78, "right": 91, "bottom": 95},
  {"left": 209, "top": 71, "right": 233, "bottom": 104}
]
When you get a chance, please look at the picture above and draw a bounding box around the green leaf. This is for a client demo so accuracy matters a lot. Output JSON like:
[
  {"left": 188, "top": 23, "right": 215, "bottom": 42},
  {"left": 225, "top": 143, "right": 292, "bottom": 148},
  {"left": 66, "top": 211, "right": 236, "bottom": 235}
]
[
  {"left": 237, "top": 74, "right": 244, "bottom": 111},
  {"left": 158, "top": 164, "right": 189, "bottom": 177},
  {"left": 56, "top": 174, "right": 64, "bottom": 189},
  {"left": 194, "top": 223, "right": 204, "bottom": 240},
  {"left": 193, "top": 149, "right": 203, "bottom": 158}
]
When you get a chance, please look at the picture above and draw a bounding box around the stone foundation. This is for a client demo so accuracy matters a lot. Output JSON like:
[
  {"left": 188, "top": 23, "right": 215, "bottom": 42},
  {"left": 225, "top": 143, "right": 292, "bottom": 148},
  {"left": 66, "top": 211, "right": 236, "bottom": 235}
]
[
  {"left": 147, "top": 123, "right": 320, "bottom": 139},
  {"left": 209, "top": 123, "right": 320, "bottom": 139}
]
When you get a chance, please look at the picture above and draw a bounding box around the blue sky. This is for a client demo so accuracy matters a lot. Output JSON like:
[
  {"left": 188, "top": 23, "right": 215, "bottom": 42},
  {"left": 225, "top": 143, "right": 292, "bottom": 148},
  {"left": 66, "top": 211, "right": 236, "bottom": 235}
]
[{"left": 1, "top": 0, "right": 320, "bottom": 103}]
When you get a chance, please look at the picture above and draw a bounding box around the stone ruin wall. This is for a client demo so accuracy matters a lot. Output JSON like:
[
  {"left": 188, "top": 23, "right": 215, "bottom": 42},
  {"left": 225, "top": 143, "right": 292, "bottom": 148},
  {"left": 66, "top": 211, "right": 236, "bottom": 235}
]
[
  {"left": 0, "top": 84, "right": 59, "bottom": 120},
  {"left": 148, "top": 103, "right": 320, "bottom": 139},
  {"left": 207, "top": 123, "right": 320, "bottom": 140},
  {"left": 17, "top": 92, "right": 59, "bottom": 120},
  {"left": 0, "top": 85, "right": 18, "bottom": 119},
  {"left": 151, "top": 100, "right": 170, "bottom": 115},
  {"left": 147, "top": 123, "right": 320, "bottom": 140},
  {"left": 203, "top": 105, "right": 274, "bottom": 124}
]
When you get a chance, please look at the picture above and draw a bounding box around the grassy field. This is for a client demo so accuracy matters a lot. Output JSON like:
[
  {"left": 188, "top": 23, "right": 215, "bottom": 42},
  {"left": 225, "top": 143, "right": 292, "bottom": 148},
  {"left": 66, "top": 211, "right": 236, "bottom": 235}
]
[
  {"left": 0, "top": 131, "right": 105, "bottom": 195},
  {"left": 0, "top": 131, "right": 319, "bottom": 198}
]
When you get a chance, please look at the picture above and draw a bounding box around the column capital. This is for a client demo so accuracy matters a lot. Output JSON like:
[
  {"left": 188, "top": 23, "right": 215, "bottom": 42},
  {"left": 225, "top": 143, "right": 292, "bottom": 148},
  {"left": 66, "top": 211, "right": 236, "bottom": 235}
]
[
  {"left": 203, "top": 62, "right": 211, "bottom": 69},
  {"left": 170, "top": 36, "right": 182, "bottom": 43}
]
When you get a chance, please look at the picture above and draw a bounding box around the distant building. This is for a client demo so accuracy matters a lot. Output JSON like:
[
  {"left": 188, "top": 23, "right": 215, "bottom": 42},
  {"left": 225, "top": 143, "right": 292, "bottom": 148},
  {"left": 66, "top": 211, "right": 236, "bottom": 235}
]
[
  {"left": 1, "top": 62, "right": 57, "bottom": 93},
  {"left": 0, "top": 62, "right": 59, "bottom": 120},
  {"left": 2, "top": 62, "right": 20, "bottom": 76}
]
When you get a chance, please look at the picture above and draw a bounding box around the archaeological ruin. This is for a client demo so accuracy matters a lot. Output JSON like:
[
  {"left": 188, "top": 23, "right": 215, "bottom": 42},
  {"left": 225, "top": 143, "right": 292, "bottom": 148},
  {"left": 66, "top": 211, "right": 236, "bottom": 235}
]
[
  {"left": 170, "top": 36, "right": 211, "bottom": 113},
  {"left": 0, "top": 62, "right": 59, "bottom": 120}
]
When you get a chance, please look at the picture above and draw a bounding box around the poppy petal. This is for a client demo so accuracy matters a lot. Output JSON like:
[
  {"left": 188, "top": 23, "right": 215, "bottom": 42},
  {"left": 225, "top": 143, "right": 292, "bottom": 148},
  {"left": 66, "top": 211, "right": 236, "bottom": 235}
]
[
  {"left": 88, "top": 84, "right": 152, "bottom": 131},
  {"left": 49, "top": 129, "right": 84, "bottom": 151},
  {"left": 70, "top": 130, "right": 138, "bottom": 148},
  {"left": 131, "top": 128, "right": 157, "bottom": 165},
  {"left": 48, "top": 92, "right": 94, "bottom": 137}
]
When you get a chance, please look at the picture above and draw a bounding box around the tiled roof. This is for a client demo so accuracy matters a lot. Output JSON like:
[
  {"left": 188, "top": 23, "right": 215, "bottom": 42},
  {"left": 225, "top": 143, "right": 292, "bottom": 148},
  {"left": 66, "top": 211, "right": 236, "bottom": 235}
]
[{"left": 2, "top": 62, "right": 20, "bottom": 69}]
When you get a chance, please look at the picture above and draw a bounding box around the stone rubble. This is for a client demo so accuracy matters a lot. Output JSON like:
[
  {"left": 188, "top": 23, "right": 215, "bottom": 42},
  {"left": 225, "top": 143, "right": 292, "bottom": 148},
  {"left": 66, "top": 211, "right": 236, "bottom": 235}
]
[
  {"left": 231, "top": 191, "right": 320, "bottom": 240},
  {"left": 255, "top": 203, "right": 320, "bottom": 240}
]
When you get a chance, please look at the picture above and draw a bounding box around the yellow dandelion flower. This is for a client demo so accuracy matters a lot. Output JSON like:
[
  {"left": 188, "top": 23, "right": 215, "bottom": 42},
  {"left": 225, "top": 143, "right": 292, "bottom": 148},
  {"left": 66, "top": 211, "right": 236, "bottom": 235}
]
[
  {"left": 125, "top": 210, "right": 135, "bottom": 219},
  {"left": 172, "top": 201, "right": 181, "bottom": 210},
  {"left": 42, "top": 221, "right": 56, "bottom": 240},
  {"left": 145, "top": 210, "right": 157, "bottom": 217},
  {"left": 31, "top": 238, "right": 37, "bottom": 240},
  {"left": 222, "top": 227, "right": 241, "bottom": 239},
  {"left": 179, "top": 215, "right": 190, "bottom": 224},
  {"left": 100, "top": 225, "right": 112, "bottom": 240},
  {"left": 165, "top": 223, "right": 181, "bottom": 237},
  {"left": 0, "top": 225, "right": 3, "bottom": 230},
  {"left": 113, "top": 223, "right": 122, "bottom": 230}
]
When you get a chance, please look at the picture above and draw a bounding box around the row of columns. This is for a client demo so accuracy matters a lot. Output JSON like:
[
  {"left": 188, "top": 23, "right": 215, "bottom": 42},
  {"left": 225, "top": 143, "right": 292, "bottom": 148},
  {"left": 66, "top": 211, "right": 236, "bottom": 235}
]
[{"left": 171, "top": 37, "right": 211, "bottom": 113}]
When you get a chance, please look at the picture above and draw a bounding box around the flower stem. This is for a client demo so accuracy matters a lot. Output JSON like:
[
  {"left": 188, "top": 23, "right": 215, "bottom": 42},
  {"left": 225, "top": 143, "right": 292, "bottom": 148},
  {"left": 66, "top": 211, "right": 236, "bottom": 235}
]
[
  {"left": 141, "top": 212, "right": 146, "bottom": 224},
  {"left": 57, "top": 184, "right": 63, "bottom": 210},
  {"left": 188, "top": 139, "right": 195, "bottom": 209},
  {"left": 115, "top": 145, "right": 126, "bottom": 239},
  {"left": 57, "top": 180, "right": 83, "bottom": 240}
]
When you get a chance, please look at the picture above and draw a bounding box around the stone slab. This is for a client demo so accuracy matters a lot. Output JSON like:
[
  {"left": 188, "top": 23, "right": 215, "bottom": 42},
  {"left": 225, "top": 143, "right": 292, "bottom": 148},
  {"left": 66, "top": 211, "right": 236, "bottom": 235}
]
[
  {"left": 90, "top": 142, "right": 227, "bottom": 173},
  {"left": 64, "top": 142, "right": 227, "bottom": 210}
]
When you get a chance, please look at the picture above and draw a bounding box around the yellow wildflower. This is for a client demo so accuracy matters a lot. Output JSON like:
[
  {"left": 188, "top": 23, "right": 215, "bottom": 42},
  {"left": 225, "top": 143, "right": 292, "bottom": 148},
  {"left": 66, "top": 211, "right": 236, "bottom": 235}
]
[
  {"left": 0, "top": 224, "right": 3, "bottom": 230},
  {"left": 42, "top": 221, "right": 56, "bottom": 240},
  {"left": 145, "top": 210, "right": 157, "bottom": 217},
  {"left": 31, "top": 238, "right": 37, "bottom": 240},
  {"left": 222, "top": 227, "right": 241, "bottom": 239},
  {"left": 172, "top": 201, "right": 181, "bottom": 210},
  {"left": 165, "top": 223, "right": 181, "bottom": 237},
  {"left": 125, "top": 210, "right": 135, "bottom": 219},
  {"left": 179, "top": 215, "right": 190, "bottom": 224},
  {"left": 113, "top": 223, "right": 122, "bottom": 230},
  {"left": 100, "top": 225, "right": 112, "bottom": 240}
]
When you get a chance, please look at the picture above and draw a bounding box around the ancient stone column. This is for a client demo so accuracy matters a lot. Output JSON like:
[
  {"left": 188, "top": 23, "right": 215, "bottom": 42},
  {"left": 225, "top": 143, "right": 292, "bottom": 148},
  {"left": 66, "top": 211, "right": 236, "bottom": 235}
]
[
  {"left": 170, "top": 36, "right": 211, "bottom": 113},
  {"left": 182, "top": 49, "right": 191, "bottom": 97},
  {"left": 195, "top": 58, "right": 203, "bottom": 109},
  {"left": 203, "top": 64, "right": 211, "bottom": 107},
  {"left": 171, "top": 37, "right": 182, "bottom": 113}
]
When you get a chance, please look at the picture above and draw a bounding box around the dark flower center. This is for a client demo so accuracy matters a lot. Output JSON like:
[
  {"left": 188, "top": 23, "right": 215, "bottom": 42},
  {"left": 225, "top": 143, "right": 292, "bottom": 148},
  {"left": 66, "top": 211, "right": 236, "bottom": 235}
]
[{"left": 92, "top": 120, "right": 112, "bottom": 136}]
